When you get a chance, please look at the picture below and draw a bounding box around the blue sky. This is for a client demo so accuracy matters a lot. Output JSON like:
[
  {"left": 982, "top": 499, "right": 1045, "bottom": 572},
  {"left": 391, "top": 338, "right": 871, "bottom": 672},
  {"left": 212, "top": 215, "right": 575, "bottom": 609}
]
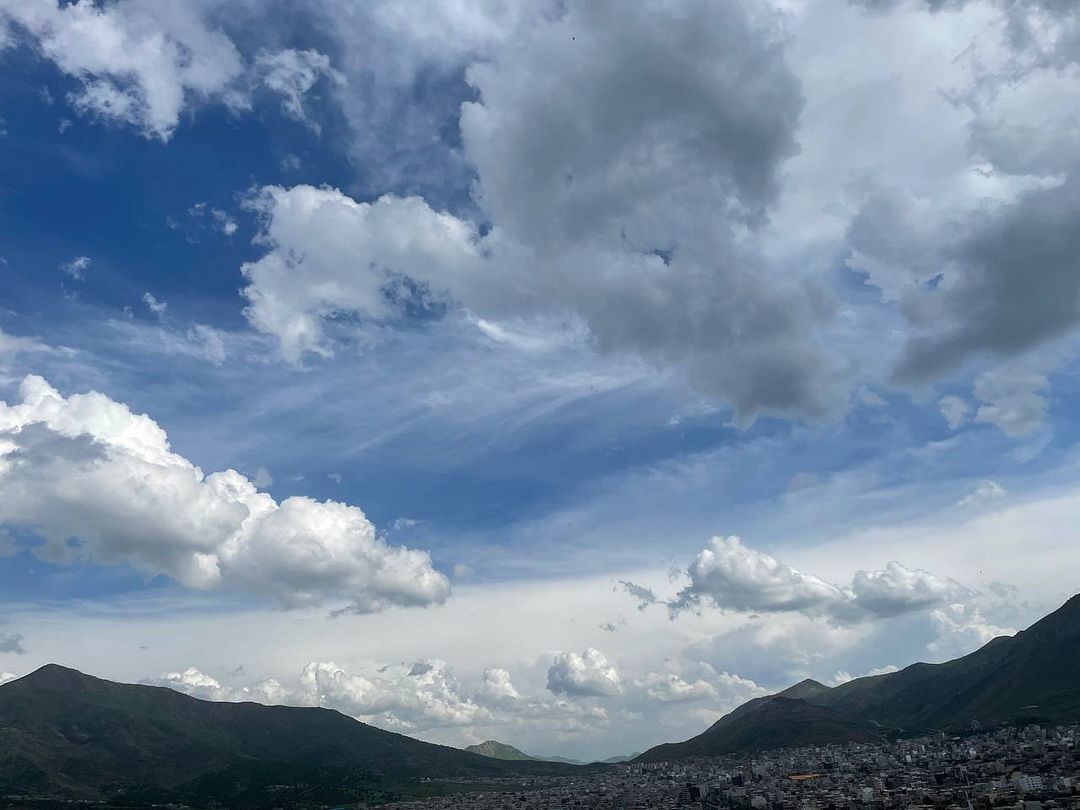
[{"left": 1, "top": 0, "right": 1079, "bottom": 760}]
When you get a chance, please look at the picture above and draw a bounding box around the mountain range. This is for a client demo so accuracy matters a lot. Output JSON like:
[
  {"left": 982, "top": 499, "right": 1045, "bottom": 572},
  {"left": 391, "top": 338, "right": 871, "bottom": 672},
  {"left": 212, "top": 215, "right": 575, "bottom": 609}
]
[
  {"left": 1, "top": 594, "right": 1076, "bottom": 805},
  {"left": 464, "top": 739, "right": 640, "bottom": 765},
  {"left": 0, "top": 664, "right": 576, "bottom": 807},
  {"left": 637, "top": 593, "right": 1080, "bottom": 761}
]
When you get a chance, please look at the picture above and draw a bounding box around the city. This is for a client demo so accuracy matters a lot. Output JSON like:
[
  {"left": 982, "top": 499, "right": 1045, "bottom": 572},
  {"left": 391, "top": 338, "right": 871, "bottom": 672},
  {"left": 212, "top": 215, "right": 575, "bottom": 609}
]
[{"left": 382, "top": 726, "right": 1080, "bottom": 810}]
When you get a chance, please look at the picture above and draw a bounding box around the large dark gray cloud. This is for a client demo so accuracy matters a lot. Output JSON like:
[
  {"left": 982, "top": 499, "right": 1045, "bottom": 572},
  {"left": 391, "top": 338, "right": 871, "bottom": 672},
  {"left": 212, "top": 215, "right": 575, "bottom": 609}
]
[
  {"left": 894, "top": 174, "right": 1080, "bottom": 383},
  {"left": 839, "top": 0, "right": 1080, "bottom": 393},
  {"left": 240, "top": 0, "right": 852, "bottom": 424}
]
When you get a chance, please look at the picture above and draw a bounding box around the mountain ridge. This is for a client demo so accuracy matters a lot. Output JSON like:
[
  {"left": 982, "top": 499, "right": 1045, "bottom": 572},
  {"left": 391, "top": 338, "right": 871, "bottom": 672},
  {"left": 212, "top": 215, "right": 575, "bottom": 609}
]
[
  {"left": 637, "top": 593, "right": 1080, "bottom": 762},
  {"left": 463, "top": 739, "right": 540, "bottom": 761},
  {"left": 463, "top": 738, "right": 638, "bottom": 765},
  {"left": 0, "top": 664, "right": 581, "bottom": 806}
]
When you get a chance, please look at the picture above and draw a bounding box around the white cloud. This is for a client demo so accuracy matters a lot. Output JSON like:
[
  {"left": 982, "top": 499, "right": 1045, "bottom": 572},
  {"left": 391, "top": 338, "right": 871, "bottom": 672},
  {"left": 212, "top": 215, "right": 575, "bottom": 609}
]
[
  {"left": 151, "top": 660, "right": 532, "bottom": 733},
  {"left": 637, "top": 664, "right": 766, "bottom": 706},
  {"left": 152, "top": 666, "right": 288, "bottom": 703},
  {"left": 639, "top": 672, "right": 715, "bottom": 703},
  {"left": 241, "top": 186, "right": 478, "bottom": 363},
  {"left": 184, "top": 324, "right": 227, "bottom": 365},
  {"left": 547, "top": 647, "right": 622, "bottom": 698},
  {"left": 0, "top": 0, "right": 245, "bottom": 140},
  {"left": 673, "top": 535, "right": 847, "bottom": 616},
  {"left": 0, "top": 672, "right": 16, "bottom": 686},
  {"left": 59, "top": 255, "right": 91, "bottom": 281},
  {"left": 973, "top": 364, "right": 1049, "bottom": 438},
  {"left": 0, "top": 328, "right": 48, "bottom": 366},
  {"left": 0, "top": 1, "right": 338, "bottom": 141},
  {"left": 142, "top": 292, "right": 168, "bottom": 318},
  {"left": 293, "top": 660, "right": 492, "bottom": 730},
  {"left": 480, "top": 667, "right": 520, "bottom": 702},
  {"left": 237, "top": 0, "right": 851, "bottom": 424},
  {"left": 100, "top": 317, "right": 229, "bottom": 366},
  {"left": 927, "top": 603, "right": 1014, "bottom": 658},
  {"left": 850, "top": 561, "right": 971, "bottom": 617},
  {"left": 828, "top": 663, "right": 898, "bottom": 686},
  {"left": 211, "top": 208, "right": 238, "bottom": 236},
  {"left": 956, "top": 479, "right": 1007, "bottom": 508},
  {"left": 0, "top": 375, "right": 450, "bottom": 613},
  {"left": 938, "top": 395, "right": 970, "bottom": 431},
  {"left": 255, "top": 47, "right": 343, "bottom": 132},
  {"left": 670, "top": 535, "right": 972, "bottom": 624},
  {"left": 225, "top": 0, "right": 1080, "bottom": 426},
  {"left": 148, "top": 654, "right": 620, "bottom": 746}
]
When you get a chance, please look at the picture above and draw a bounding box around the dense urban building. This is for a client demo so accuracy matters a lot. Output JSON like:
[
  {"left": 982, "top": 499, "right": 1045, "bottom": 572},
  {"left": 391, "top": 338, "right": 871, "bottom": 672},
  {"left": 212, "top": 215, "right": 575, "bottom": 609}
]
[{"left": 381, "top": 725, "right": 1080, "bottom": 810}]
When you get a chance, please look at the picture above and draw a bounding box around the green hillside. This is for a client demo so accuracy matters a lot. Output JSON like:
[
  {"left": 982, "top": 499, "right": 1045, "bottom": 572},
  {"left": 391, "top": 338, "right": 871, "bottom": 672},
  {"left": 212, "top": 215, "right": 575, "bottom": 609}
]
[
  {"left": 638, "top": 593, "right": 1080, "bottom": 762},
  {"left": 0, "top": 664, "right": 577, "bottom": 806}
]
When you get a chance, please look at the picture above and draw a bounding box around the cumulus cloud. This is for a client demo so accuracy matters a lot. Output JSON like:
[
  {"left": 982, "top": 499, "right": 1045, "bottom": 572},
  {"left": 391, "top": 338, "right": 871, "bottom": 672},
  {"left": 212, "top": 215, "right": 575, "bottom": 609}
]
[
  {"left": 547, "top": 647, "right": 622, "bottom": 698},
  {"left": 890, "top": 176, "right": 1080, "bottom": 386},
  {"left": 839, "top": 0, "right": 1080, "bottom": 391},
  {"left": 637, "top": 663, "right": 766, "bottom": 705},
  {"left": 236, "top": 0, "right": 855, "bottom": 424},
  {"left": 241, "top": 186, "right": 478, "bottom": 363},
  {"left": 295, "top": 660, "right": 492, "bottom": 730},
  {"left": 673, "top": 536, "right": 847, "bottom": 616},
  {"left": 638, "top": 672, "right": 716, "bottom": 703},
  {"left": 151, "top": 655, "right": 629, "bottom": 746},
  {"left": 0, "top": 0, "right": 245, "bottom": 139},
  {"left": 0, "top": 672, "right": 16, "bottom": 686},
  {"left": 927, "top": 603, "right": 1014, "bottom": 658},
  {"left": 479, "top": 667, "right": 520, "bottom": 703},
  {"left": 0, "top": 375, "right": 450, "bottom": 612},
  {"left": 0, "top": 1, "right": 337, "bottom": 140},
  {"left": 669, "top": 536, "right": 971, "bottom": 624},
  {"left": 226, "top": 0, "right": 1080, "bottom": 424},
  {"left": 850, "top": 562, "right": 972, "bottom": 617},
  {"left": 152, "top": 667, "right": 286, "bottom": 703},
  {"left": 255, "top": 48, "right": 343, "bottom": 131},
  {"left": 828, "top": 663, "right": 899, "bottom": 687},
  {"left": 153, "top": 660, "right": 505, "bottom": 732}
]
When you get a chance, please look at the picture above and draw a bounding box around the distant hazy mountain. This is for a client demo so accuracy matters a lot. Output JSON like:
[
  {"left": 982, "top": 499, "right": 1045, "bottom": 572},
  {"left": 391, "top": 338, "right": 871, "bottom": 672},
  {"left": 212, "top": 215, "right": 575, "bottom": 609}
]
[
  {"left": 638, "top": 593, "right": 1080, "bottom": 762},
  {"left": 464, "top": 740, "right": 638, "bottom": 765},
  {"left": 464, "top": 739, "right": 540, "bottom": 761},
  {"left": 0, "top": 665, "right": 577, "bottom": 806},
  {"left": 598, "top": 752, "right": 643, "bottom": 763}
]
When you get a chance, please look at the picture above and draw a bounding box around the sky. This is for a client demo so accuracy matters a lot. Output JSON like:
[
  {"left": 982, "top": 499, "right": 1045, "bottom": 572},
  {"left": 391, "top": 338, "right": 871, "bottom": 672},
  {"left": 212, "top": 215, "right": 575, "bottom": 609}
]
[{"left": 0, "top": 0, "right": 1079, "bottom": 762}]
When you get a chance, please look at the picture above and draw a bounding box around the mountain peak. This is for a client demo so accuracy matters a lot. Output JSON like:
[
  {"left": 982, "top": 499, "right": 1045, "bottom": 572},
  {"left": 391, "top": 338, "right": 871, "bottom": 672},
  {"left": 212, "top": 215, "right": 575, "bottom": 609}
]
[
  {"left": 464, "top": 739, "right": 538, "bottom": 761},
  {"left": 10, "top": 663, "right": 90, "bottom": 688},
  {"left": 778, "top": 678, "right": 832, "bottom": 700}
]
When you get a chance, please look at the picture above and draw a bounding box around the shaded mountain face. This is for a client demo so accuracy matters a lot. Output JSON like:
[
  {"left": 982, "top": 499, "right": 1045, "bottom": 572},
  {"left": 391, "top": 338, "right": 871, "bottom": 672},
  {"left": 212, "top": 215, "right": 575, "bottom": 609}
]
[
  {"left": 638, "top": 593, "right": 1080, "bottom": 762},
  {"left": 464, "top": 740, "right": 539, "bottom": 761},
  {"left": 0, "top": 665, "right": 578, "bottom": 806}
]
